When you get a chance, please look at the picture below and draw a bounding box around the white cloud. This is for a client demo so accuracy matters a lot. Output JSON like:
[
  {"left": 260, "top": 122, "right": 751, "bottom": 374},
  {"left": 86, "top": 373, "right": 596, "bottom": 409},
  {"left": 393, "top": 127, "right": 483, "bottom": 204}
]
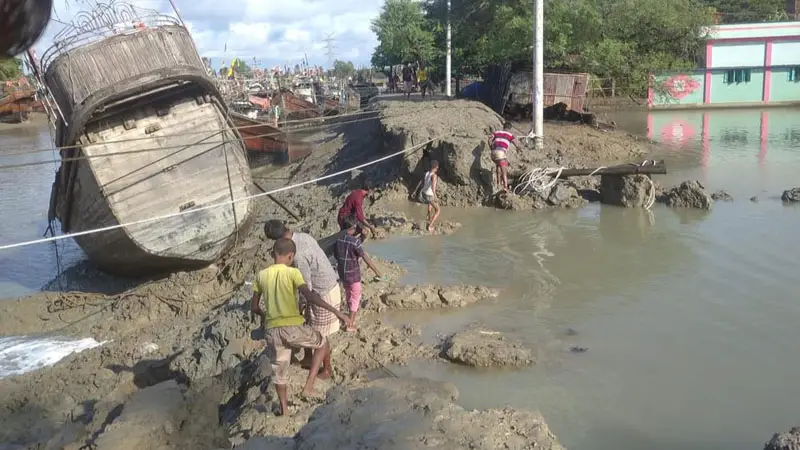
[{"left": 33, "top": 0, "right": 381, "bottom": 69}]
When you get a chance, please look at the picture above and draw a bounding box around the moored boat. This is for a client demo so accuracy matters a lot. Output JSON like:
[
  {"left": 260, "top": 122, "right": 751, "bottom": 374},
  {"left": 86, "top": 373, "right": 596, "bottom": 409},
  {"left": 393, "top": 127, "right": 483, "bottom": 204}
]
[{"left": 31, "top": 2, "right": 253, "bottom": 275}]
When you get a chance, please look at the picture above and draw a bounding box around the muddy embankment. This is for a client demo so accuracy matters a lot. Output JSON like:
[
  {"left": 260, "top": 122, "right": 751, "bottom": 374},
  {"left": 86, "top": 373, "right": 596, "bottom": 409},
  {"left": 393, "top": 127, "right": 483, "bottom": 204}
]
[
  {"left": 0, "top": 98, "right": 791, "bottom": 449},
  {"left": 0, "top": 99, "right": 569, "bottom": 450}
]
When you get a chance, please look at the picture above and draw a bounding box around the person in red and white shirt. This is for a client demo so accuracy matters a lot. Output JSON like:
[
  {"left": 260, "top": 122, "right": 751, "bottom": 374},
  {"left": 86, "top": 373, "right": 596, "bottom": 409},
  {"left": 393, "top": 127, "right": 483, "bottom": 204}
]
[{"left": 489, "top": 121, "right": 520, "bottom": 191}]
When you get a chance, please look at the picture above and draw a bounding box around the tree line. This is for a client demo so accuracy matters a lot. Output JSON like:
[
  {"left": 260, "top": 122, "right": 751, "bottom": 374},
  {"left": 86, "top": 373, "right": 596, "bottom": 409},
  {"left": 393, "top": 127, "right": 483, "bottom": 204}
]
[{"left": 370, "top": 0, "right": 789, "bottom": 96}]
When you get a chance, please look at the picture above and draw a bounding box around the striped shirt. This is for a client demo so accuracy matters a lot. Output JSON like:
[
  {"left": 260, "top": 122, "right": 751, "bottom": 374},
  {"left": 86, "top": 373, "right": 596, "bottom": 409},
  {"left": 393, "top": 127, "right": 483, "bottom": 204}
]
[{"left": 492, "top": 130, "right": 515, "bottom": 150}]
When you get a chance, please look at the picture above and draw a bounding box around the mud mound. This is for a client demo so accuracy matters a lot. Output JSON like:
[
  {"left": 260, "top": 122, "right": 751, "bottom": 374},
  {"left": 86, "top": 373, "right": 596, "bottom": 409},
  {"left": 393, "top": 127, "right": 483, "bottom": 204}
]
[
  {"left": 293, "top": 377, "right": 563, "bottom": 450},
  {"left": 376, "top": 99, "right": 504, "bottom": 207},
  {"left": 371, "top": 211, "right": 463, "bottom": 237},
  {"left": 373, "top": 99, "right": 654, "bottom": 209},
  {"left": 371, "top": 285, "right": 498, "bottom": 311},
  {"left": 657, "top": 180, "right": 713, "bottom": 210},
  {"left": 765, "top": 427, "right": 800, "bottom": 450},
  {"left": 781, "top": 187, "right": 800, "bottom": 203},
  {"left": 600, "top": 174, "right": 655, "bottom": 208},
  {"left": 440, "top": 327, "right": 534, "bottom": 367}
]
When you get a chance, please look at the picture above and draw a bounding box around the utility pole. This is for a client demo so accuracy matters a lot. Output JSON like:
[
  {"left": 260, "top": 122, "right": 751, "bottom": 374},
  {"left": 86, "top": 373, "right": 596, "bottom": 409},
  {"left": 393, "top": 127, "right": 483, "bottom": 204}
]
[
  {"left": 532, "top": 0, "right": 544, "bottom": 149},
  {"left": 323, "top": 33, "right": 336, "bottom": 71},
  {"left": 446, "top": 0, "right": 452, "bottom": 97}
]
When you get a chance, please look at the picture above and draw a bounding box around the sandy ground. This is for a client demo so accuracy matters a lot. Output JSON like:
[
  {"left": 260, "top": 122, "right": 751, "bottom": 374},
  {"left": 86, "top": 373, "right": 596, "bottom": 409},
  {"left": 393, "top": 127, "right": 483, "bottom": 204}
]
[{"left": 0, "top": 99, "right": 713, "bottom": 449}]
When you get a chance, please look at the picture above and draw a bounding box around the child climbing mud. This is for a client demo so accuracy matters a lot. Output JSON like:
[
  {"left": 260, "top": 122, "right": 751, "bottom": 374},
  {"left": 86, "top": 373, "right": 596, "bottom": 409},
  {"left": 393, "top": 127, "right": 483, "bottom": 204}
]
[
  {"left": 250, "top": 238, "right": 352, "bottom": 415},
  {"left": 490, "top": 121, "right": 521, "bottom": 192}
]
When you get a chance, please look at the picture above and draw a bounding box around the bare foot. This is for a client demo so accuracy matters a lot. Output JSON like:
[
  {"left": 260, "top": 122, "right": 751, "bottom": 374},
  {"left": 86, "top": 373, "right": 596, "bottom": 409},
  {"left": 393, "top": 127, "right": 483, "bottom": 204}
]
[
  {"left": 346, "top": 326, "right": 358, "bottom": 332},
  {"left": 317, "top": 370, "right": 331, "bottom": 380},
  {"left": 427, "top": 225, "right": 434, "bottom": 232}
]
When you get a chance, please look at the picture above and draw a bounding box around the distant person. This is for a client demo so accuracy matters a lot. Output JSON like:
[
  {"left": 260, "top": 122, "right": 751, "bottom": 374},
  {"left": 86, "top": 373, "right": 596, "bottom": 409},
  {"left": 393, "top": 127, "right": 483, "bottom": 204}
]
[
  {"left": 337, "top": 181, "right": 377, "bottom": 241},
  {"left": 412, "top": 160, "right": 441, "bottom": 231},
  {"left": 402, "top": 63, "right": 414, "bottom": 99},
  {"left": 334, "top": 215, "right": 384, "bottom": 331},
  {"left": 417, "top": 66, "right": 430, "bottom": 100},
  {"left": 489, "top": 121, "right": 520, "bottom": 191},
  {"left": 264, "top": 220, "right": 341, "bottom": 379},
  {"left": 250, "top": 238, "right": 351, "bottom": 416}
]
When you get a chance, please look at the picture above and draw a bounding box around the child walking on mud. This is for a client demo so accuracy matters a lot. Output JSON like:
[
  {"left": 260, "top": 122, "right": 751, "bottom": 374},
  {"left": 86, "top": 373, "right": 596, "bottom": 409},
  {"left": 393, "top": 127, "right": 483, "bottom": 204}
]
[
  {"left": 489, "top": 121, "right": 521, "bottom": 192},
  {"left": 250, "top": 238, "right": 352, "bottom": 416},
  {"left": 412, "top": 160, "right": 441, "bottom": 231},
  {"left": 334, "top": 215, "right": 384, "bottom": 331}
]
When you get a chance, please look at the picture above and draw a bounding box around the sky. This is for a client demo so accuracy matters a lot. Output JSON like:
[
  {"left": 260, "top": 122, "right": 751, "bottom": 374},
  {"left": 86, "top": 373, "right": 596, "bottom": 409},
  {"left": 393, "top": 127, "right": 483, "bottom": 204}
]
[{"left": 33, "top": 0, "right": 381, "bottom": 70}]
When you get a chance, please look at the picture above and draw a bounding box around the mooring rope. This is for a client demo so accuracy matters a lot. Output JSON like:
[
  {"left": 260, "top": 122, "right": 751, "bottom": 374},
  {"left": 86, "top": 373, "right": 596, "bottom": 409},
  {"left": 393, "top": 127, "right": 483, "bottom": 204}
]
[{"left": 0, "top": 135, "right": 447, "bottom": 251}]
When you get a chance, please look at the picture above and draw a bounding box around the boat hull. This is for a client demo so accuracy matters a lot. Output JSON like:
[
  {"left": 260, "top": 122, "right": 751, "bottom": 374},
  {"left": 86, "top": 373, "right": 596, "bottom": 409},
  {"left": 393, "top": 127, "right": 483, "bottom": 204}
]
[
  {"left": 56, "top": 96, "right": 253, "bottom": 275},
  {"left": 42, "top": 25, "right": 253, "bottom": 275}
]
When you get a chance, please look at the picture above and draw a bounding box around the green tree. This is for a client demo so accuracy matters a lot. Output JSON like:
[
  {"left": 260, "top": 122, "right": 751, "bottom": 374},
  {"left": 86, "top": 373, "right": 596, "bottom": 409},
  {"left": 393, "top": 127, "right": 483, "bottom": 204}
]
[
  {"left": 0, "top": 57, "right": 23, "bottom": 81},
  {"left": 233, "top": 59, "right": 252, "bottom": 75},
  {"left": 700, "top": 0, "right": 788, "bottom": 23},
  {"left": 370, "top": 0, "right": 436, "bottom": 68},
  {"left": 419, "top": 0, "right": 713, "bottom": 95},
  {"left": 333, "top": 60, "right": 356, "bottom": 77}
]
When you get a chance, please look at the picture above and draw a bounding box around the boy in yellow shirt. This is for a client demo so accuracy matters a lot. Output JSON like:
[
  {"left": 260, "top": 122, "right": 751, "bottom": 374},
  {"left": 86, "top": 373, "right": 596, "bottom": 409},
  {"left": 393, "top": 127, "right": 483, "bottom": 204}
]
[{"left": 250, "top": 238, "right": 352, "bottom": 416}]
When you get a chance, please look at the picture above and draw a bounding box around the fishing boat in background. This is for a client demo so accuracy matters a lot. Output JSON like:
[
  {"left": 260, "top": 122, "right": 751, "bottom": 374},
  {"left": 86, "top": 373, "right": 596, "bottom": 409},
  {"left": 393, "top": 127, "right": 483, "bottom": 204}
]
[
  {"left": 28, "top": 1, "right": 253, "bottom": 275},
  {"left": 229, "top": 112, "right": 292, "bottom": 165},
  {"left": 0, "top": 78, "right": 44, "bottom": 123}
]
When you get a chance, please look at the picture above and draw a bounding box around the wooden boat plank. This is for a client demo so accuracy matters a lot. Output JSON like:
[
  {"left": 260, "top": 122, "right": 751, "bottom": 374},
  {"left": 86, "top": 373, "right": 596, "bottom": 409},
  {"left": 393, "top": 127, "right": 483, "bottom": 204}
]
[{"left": 81, "top": 99, "right": 251, "bottom": 259}]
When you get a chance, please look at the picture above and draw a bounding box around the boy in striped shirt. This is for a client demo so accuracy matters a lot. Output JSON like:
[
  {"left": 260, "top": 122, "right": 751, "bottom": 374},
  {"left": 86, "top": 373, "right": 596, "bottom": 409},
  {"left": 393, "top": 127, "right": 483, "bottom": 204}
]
[{"left": 489, "top": 121, "right": 520, "bottom": 191}]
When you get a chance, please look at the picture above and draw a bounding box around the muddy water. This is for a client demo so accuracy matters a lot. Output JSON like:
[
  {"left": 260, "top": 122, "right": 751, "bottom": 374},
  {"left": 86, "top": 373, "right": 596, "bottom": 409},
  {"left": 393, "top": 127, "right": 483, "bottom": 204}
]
[
  {"left": 0, "top": 122, "right": 84, "bottom": 298},
  {"left": 368, "top": 108, "right": 800, "bottom": 450}
]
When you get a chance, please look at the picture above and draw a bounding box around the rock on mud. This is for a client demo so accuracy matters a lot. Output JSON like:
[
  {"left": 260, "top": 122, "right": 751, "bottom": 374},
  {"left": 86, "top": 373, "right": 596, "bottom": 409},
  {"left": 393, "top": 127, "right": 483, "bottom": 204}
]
[
  {"left": 440, "top": 327, "right": 534, "bottom": 367},
  {"left": 600, "top": 174, "right": 655, "bottom": 208},
  {"left": 657, "top": 180, "right": 713, "bottom": 210},
  {"left": 376, "top": 285, "right": 497, "bottom": 310},
  {"left": 293, "top": 378, "right": 563, "bottom": 450},
  {"left": 493, "top": 190, "right": 535, "bottom": 210},
  {"left": 764, "top": 427, "right": 800, "bottom": 450},
  {"left": 505, "top": 182, "right": 585, "bottom": 210},
  {"left": 781, "top": 188, "right": 800, "bottom": 203},
  {"left": 544, "top": 182, "right": 586, "bottom": 208},
  {"left": 711, "top": 190, "right": 734, "bottom": 201},
  {"left": 371, "top": 212, "right": 462, "bottom": 237}
]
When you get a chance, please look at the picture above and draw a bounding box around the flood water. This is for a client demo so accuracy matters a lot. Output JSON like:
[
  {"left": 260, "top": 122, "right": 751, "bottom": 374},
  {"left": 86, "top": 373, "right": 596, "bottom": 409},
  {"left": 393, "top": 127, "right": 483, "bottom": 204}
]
[
  {"left": 367, "top": 107, "right": 800, "bottom": 450},
  {"left": 0, "top": 122, "right": 84, "bottom": 298},
  {"left": 2, "top": 108, "right": 800, "bottom": 447}
]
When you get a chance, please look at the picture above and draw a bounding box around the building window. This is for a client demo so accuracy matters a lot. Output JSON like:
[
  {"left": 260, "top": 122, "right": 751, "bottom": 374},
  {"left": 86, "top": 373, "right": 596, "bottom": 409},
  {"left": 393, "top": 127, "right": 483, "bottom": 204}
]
[
  {"left": 788, "top": 67, "right": 800, "bottom": 82},
  {"left": 723, "top": 69, "right": 752, "bottom": 84}
]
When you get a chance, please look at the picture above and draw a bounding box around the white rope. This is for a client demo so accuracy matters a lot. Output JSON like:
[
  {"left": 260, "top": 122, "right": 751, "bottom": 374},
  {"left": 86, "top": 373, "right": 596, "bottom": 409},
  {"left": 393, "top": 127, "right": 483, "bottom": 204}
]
[
  {"left": 0, "top": 136, "right": 445, "bottom": 252},
  {"left": 512, "top": 167, "right": 565, "bottom": 195}
]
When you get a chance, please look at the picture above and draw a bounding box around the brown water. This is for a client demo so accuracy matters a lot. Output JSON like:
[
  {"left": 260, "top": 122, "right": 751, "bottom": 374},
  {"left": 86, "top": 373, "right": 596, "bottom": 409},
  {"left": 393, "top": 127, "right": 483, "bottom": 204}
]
[
  {"left": 367, "top": 108, "right": 800, "bottom": 450},
  {"left": 0, "top": 122, "right": 85, "bottom": 297},
  {"left": 2, "top": 110, "right": 800, "bottom": 448}
]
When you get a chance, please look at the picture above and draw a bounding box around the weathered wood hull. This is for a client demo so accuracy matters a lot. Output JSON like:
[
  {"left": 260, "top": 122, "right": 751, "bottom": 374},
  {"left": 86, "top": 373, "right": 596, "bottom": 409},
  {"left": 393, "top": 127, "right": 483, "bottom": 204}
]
[{"left": 43, "top": 25, "right": 253, "bottom": 275}]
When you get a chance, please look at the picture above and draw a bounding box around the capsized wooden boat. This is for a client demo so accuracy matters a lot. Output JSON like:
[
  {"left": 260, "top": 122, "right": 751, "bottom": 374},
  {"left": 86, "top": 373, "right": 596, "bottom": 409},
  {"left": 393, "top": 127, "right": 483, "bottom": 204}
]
[{"left": 34, "top": 3, "right": 253, "bottom": 275}]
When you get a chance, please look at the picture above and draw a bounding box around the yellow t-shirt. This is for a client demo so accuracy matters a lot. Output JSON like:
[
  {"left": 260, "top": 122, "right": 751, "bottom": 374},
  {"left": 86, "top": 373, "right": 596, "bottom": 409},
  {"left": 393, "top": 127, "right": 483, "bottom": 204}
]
[
  {"left": 253, "top": 264, "right": 306, "bottom": 328},
  {"left": 418, "top": 69, "right": 428, "bottom": 82}
]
